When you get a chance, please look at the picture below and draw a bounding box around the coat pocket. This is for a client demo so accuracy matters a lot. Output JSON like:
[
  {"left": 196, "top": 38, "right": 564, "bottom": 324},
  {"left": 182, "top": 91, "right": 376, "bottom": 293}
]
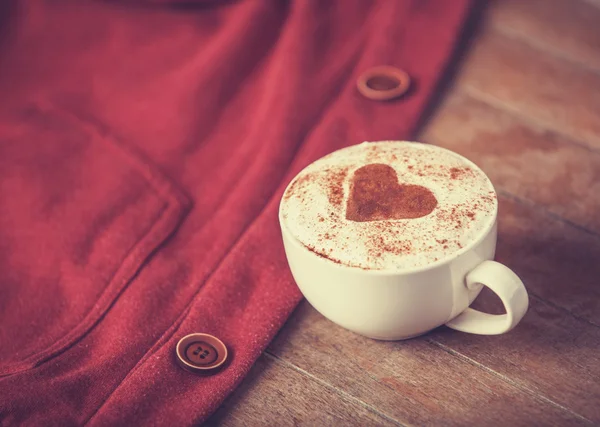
[{"left": 0, "top": 104, "right": 190, "bottom": 376}]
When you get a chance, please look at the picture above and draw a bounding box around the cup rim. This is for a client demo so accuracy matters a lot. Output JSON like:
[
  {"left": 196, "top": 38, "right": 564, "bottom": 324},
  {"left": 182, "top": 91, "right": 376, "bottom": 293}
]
[{"left": 278, "top": 141, "right": 499, "bottom": 276}]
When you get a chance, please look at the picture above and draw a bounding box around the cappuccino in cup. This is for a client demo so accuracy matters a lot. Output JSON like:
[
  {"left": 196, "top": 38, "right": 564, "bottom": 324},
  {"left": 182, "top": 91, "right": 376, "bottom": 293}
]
[{"left": 279, "top": 141, "right": 528, "bottom": 340}]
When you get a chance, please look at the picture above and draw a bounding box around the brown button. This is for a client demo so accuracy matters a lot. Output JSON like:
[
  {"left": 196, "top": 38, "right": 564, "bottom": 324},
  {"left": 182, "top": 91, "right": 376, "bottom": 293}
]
[
  {"left": 357, "top": 66, "right": 411, "bottom": 101},
  {"left": 176, "top": 333, "right": 228, "bottom": 374}
]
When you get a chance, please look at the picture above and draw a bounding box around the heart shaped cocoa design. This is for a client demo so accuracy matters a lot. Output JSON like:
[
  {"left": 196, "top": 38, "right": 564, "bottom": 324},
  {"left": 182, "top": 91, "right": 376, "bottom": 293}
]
[{"left": 346, "top": 163, "right": 437, "bottom": 222}]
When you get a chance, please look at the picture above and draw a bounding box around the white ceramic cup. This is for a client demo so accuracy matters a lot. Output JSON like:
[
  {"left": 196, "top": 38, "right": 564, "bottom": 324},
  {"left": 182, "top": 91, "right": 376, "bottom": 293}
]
[{"left": 279, "top": 149, "right": 529, "bottom": 340}]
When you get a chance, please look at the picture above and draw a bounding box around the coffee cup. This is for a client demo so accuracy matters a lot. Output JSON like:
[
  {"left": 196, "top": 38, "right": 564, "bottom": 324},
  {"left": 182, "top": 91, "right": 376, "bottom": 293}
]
[{"left": 279, "top": 141, "right": 528, "bottom": 340}]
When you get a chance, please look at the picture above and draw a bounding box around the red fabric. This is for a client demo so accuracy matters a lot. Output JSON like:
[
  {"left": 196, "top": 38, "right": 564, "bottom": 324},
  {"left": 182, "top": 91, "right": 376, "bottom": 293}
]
[{"left": 0, "top": 0, "right": 471, "bottom": 424}]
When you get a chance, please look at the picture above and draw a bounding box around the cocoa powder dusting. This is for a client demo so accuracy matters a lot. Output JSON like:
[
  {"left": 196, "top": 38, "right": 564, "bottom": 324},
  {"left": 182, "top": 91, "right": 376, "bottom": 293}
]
[
  {"left": 449, "top": 167, "right": 473, "bottom": 180},
  {"left": 480, "top": 193, "right": 497, "bottom": 204},
  {"left": 283, "top": 179, "right": 299, "bottom": 201},
  {"left": 365, "top": 144, "right": 381, "bottom": 162},
  {"left": 326, "top": 167, "right": 349, "bottom": 208},
  {"left": 304, "top": 243, "right": 342, "bottom": 265},
  {"left": 428, "top": 198, "right": 488, "bottom": 249},
  {"left": 449, "top": 167, "right": 462, "bottom": 179},
  {"left": 285, "top": 173, "right": 315, "bottom": 202},
  {"left": 365, "top": 232, "right": 413, "bottom": 260},
  {"left": 284, "top": 146, "right": 496, "bottom": 269},
  {"left": 346, "top": 164, "right": 437, "bottom": 222}
]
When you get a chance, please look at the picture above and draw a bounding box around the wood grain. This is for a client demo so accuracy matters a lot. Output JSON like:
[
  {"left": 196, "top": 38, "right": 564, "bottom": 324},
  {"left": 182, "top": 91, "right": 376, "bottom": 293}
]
[
  {"left": 488, "top": 0, "right": 600, "bottom": 71},
  {"left": 456, "top": 27, "right": 600, "bottom": 151},
  {"left": 494, "top": 197, "right": 600, "bottom": 326},
  {"left": 430, "top": 295, "right": 600, "bottom": 423},
  {"left": 207, "top": 353, "right": 399, "bottom": 426},
  {"left": 420, "top": 90, "right": 600, "bottom": 236},
  {"left": 266, "top": 303, "right": 590, "bottom": 426},
  {"left": 585, "top": 0, "right": 600, "bottom": 9}
]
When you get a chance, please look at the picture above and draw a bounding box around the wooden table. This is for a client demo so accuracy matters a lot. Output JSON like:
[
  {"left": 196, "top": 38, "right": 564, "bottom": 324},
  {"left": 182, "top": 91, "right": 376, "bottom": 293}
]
[{"left": 209, "top": 1, "right": 600, "bottom": 424}]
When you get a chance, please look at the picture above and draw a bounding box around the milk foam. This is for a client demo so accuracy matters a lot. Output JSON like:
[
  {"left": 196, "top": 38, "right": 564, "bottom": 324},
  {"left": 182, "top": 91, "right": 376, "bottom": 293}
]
[{"left": 280, "top": 141, "right": 497, "bottom": 270}]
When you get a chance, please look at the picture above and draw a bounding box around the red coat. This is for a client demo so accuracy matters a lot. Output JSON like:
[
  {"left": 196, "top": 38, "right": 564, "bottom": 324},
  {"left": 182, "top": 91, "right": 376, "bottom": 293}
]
[{"left": 0, "top": 0, "right": 471, "bottom": 424}]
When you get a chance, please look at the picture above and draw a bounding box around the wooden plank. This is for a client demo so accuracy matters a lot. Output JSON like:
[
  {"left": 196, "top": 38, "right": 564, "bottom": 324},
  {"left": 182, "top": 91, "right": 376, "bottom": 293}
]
[
  {"left": 455, "top": 27, "right": 600, "bottom": 151},
  {"left": 488, "top": 0, "right": 600, "bottom": 71},
  {"left": 207, "top": 353, "right": 399, "bottom": 426},
  {"left": 586, "top": 0, "right": 600, "bottom": 8},
  {"left": 420, "top": 90, "right": 600, "bottom": 235},
  {"left": 493, "top": 197, "right": 600, "bottom": 326},
  {"left": 267, "top": 302, "right": 589, "bottom": 426},
  {"left": 430, "top": 294, "right": 600, "bottom": 422}
]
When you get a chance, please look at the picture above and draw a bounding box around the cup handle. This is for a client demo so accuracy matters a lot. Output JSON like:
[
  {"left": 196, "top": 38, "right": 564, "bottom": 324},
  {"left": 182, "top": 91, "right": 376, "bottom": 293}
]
[{"left": 445, "top": 260, "right": 529, "bottom": 335}]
